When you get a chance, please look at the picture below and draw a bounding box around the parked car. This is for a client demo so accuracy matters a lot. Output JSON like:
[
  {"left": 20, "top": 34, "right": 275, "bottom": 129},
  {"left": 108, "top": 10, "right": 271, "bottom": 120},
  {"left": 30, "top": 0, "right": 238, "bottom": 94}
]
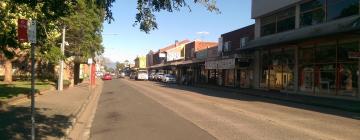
[
  {"left": 130, "top": 72, "right": 137, "bottom": 79},
  {"left": 162, "top": 74, "right": 176, "bottom": 83},
  {"left": 118, "top": 72, "right": 126, "bottom": 78},
  {"left": 137, "top": 71, "right": 148, "bottom": 80},
  {"left": 102, "top": 73, "right": 112, "bottom": 80},
  {"left": 155, "top": 73, "right": 164, "bottom": 81},
  {"left": 148, "top": 73, "right": 156, "bottom": 81}
]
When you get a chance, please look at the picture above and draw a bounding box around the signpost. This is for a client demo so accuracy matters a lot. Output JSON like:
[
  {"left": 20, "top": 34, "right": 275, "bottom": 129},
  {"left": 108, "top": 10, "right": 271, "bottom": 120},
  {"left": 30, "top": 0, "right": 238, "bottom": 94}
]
[{"left": 19, "top": 19, "right": 36, "bottom": 140}]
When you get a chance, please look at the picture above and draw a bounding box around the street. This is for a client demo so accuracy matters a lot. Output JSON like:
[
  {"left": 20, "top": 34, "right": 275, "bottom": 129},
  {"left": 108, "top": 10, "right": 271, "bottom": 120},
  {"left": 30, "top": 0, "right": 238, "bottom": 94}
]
[{"left": 90, "top": 79, "right": 360, "bottom": 140}]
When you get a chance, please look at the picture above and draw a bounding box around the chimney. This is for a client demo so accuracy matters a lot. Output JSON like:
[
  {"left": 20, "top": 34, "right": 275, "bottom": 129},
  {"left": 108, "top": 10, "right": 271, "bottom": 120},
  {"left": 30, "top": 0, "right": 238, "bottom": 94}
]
[{"left": 175, "top": 40, "right": 179, "bottom": 47}]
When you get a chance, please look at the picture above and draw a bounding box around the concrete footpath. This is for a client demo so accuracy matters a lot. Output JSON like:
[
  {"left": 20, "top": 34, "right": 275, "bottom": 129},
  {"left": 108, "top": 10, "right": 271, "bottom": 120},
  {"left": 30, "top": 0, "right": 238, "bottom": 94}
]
[{"left": 0, "top": 80, "right": 103, "bottom": 140}]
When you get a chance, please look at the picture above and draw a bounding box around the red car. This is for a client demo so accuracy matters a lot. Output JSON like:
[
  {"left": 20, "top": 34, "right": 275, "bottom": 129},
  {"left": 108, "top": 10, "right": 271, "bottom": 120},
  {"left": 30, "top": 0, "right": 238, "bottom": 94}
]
[{"left": 102, "top": 74, "right": 112, "bottom": 80}]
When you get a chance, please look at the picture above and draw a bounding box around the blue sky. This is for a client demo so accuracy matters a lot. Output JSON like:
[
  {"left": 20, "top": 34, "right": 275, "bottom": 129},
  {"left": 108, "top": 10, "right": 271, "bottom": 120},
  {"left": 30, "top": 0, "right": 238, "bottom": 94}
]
[{"left": 102, "top": 0, "right": 254, "bottom": 63}]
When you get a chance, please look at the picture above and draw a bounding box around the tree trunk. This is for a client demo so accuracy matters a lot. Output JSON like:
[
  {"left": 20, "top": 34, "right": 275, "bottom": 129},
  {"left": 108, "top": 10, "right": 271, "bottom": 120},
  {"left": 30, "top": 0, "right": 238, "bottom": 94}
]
[{"left": 4, "top": 59, "right": 13, "bottom": 83}]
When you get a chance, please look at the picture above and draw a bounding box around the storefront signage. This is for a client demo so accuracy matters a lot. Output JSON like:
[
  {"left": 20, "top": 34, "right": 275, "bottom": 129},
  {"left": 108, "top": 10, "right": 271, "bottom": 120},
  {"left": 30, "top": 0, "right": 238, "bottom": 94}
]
[
  {"left": 159, "top": 52, "right": 166, "bottom": 58},
  {"left": 205, "top": 61, "right": 217, "bottom": 69},
  {"left": 349, "top": 52, "right": 360, "bottom": 58},
  {"left": 205, "top": 59, "right": 235, "bottom": 69}
]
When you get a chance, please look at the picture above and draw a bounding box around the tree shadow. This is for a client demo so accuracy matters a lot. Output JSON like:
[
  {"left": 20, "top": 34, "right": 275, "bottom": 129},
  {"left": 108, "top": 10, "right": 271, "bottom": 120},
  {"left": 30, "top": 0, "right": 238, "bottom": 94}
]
[
  {"left": 0, "top": 85, "right": 40, "bottom": 99},
  {"left": 0, "top": 106, "right": 71, "bottom": 140},
  {"left": 153, "top": 82, "right": 360, "bottom": 120}
]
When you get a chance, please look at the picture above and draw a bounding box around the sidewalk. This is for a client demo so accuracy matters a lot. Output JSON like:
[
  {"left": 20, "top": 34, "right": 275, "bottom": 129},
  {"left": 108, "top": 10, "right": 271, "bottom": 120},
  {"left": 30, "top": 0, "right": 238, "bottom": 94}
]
[
  {"left": 0, "top": 80, "right": 103, "bottom": 140},
  {"left": 193, "top": 84, "right": 360, "bottom": 113}
]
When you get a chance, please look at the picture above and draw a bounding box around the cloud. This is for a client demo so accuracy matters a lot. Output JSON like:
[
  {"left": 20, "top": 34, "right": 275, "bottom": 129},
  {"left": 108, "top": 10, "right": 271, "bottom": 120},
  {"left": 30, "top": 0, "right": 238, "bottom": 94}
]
[{"left": 196, "top": 31, "right": 210, "bottom": 35}]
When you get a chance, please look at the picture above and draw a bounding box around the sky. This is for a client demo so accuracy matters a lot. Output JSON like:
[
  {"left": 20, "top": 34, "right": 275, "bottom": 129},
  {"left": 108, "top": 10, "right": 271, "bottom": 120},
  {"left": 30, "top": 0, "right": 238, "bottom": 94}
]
[{"left": 102, "top": 0, "right": 254, "bottom": 64}]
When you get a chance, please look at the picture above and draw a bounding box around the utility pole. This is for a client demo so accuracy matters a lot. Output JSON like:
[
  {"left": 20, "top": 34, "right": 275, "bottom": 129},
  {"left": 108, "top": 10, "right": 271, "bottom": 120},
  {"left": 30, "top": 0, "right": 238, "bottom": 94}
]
[
  {"left": 28, "top": 20, "right": 37, "bottom": 140},
  {"left": 58, "top": 26, "right": 66, "bottom": 91}
]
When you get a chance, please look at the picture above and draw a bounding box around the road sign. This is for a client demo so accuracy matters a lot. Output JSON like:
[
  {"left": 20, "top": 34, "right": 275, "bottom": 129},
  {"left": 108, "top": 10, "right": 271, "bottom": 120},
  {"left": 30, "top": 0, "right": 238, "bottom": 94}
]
[
  {"left": 28, "top": 20, "right": 36, "bottom": 43},
  {"left": 18, "top": 19, "right": 28, "bottom": 43}
]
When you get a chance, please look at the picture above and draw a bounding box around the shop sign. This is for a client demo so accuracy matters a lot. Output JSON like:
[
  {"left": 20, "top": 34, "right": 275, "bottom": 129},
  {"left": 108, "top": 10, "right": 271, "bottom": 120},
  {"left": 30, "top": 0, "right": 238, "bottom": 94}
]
[
  {"left": 349, "top": 52, "right": 360, "bottom": 58},
  {"left": 205, "top": 59, "right": 235, "bottom": 69},
  {"left": 218, "top": 59, "right": 235, "bottom": 69},
  {"left": 205, "top": 60, "right": 217, "bottom": 69},
  {"left": 159, "top": 52, "right": 166, "bottom": 58}
]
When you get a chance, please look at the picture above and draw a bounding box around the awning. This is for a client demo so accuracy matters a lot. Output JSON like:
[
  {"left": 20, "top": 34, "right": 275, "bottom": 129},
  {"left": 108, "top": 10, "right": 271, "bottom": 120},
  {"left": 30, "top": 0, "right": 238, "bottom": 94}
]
[{"left": 243, "top": 16, "right": 360, "bottom": 50}]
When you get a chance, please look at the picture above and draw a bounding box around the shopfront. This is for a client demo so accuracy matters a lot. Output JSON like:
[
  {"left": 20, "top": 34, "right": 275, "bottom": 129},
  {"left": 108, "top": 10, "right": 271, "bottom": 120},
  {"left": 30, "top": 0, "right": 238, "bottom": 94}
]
[
  {"left": 205, "top": 58, "right": 236, "bottom": 86},
  {"left": 259, "top": 38, "right": 359, "bottom": 99}
]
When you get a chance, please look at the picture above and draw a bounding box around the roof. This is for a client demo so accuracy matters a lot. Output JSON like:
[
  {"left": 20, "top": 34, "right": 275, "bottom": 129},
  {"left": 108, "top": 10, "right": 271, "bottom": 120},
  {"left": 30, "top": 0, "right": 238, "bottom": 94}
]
[{"left": 159, "top": 40, "right": 191, "bottom": 52}]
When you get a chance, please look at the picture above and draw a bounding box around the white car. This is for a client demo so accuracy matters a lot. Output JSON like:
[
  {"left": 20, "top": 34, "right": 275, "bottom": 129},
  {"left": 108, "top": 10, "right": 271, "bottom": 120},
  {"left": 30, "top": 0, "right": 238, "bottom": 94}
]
[
  {"left": 155, "top": 73, "right": 164, "bottom": 81},
  {"left": 137, "top": 71, "right": 148, "bottom": 80},
  {"left": 162, "top": 74, "right": 177, "bottom": 83}
]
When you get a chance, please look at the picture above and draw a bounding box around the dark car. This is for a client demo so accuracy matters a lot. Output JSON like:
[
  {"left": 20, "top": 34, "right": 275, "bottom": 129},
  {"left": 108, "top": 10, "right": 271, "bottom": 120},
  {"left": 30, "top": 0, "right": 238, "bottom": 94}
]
[{"left": 102, "top": 74, "right": 112, "bottom": 80}]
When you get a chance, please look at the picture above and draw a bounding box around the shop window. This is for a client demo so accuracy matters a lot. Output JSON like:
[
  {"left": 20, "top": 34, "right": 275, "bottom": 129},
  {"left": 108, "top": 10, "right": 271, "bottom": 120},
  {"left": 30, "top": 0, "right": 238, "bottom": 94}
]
[
  {"left": 300, "top": 0, "right": 325, "bottom": 27},
  {"left": 338, "top": 42, "right": 359, "bottom": 62},
  {"left": 299, "top": 65, "right": 315, "bottom": 93},
  {"left": 315, "top": 64, "right": 336, "bottom": 95},
  {"left": 299, "top": 46, "right": 315, "bottom": 63},
  {"left": 282, "top": 49, "right": 295, "bottom": 91},
  {"left": 338, "top": 63, "right": 358, "bottom": 97},
  {"left": 315, "top": 43, "right": 336, "bottom": 63},
  {"left": 260, "top": 51, "right": 270, "bottom": 88},
  {"left": 327, "top": 0, "right": 359, "bottom": 21}
]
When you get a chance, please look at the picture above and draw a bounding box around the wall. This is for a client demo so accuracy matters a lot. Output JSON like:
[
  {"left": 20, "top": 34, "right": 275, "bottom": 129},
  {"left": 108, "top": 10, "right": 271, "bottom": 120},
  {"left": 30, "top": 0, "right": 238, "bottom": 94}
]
[
  {"left": 251, "top": 0, "right": 302, "bottom": 18},
  {"left": 166, "top": 44, "right": 185, "bottom": 62},
  {"left": 221, "top": 24, "right": 255, "bottom": 50}
]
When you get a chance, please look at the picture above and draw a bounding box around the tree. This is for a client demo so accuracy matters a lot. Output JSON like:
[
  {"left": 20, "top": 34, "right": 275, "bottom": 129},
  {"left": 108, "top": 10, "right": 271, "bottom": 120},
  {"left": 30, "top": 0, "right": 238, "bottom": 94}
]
[
  {"left": 1, "top": 0, "right": 218, "bottom": 83},
  {"left": 0, "top": 0, "right": 75, "bottom": 83},
  {"left": 115, "top": 61, "right": 126, "bottom": 71},
  {"left": 132, "top": 0, "right": 220, "bottom": 33}
]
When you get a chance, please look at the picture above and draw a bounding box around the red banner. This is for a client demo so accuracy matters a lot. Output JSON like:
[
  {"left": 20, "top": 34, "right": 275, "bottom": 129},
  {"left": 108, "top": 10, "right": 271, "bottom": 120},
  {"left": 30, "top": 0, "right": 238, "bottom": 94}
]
[{"left": 18, "top": 19, "right": 28, "bottom": 43}]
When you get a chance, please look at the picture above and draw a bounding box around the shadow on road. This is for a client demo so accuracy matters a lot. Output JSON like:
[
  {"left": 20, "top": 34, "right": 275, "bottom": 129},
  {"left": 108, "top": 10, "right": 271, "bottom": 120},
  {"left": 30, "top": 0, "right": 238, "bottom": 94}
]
[
  {"left": 152, "top": 82, "right": 360, "bottom": 120},
  {"left": 0, "top": 106, "right": 71, "bottom": 140}
]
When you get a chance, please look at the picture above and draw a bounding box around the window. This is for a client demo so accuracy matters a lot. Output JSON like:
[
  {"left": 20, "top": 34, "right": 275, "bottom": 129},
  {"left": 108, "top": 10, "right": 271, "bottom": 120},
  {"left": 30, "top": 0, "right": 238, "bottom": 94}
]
[
  {"left": 327, "top": 0, "right": 359, "bottom": 21},
  {"left": 300, "top": 0, "right": 325, "bottom": 27},
  {"left": 223, "top": 41, "right": 231, "bottom": 52},
  {"left": 338, "top": 42, "right": 359, "bottom": 62},
  {"left": 261, "top": 7, "right": 295, "bottom": 36},
  {"left": 315, "top": 43, "right": 336, "bottom": 63},
  {"left": 240, "top": 37, "right": 249, "bottom": 48},
  {"left": 277, "top": 8, "right": 296, "bottom": 33},
  {"left": 261, "top": 15, "right": 276, "bottom": 36}
]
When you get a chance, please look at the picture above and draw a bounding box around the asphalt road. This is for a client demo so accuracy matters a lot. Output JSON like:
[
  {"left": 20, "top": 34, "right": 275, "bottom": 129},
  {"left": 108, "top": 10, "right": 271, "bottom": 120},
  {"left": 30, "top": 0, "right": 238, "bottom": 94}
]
[
  {"left": 90, "top": 79, "right": 216, "bottom": 140},
  {"left": 91, "top": 78, "right": 360, "bottom": 140}
]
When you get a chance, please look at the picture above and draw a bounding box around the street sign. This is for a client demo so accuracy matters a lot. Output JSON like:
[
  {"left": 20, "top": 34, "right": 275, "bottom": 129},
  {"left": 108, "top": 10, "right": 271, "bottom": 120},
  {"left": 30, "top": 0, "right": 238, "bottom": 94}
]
[
  {"left": 18, "top": 19, "right": 28, "bottom": 43},
  {"left": 28, "top": 20, "right": 36, "bottom": 43}
]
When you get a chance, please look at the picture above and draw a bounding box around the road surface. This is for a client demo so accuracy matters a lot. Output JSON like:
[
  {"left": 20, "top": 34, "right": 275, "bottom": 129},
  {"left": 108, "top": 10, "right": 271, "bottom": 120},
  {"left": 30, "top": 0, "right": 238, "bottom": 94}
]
[{"left": 90, "top": 78, "right": 360, "bottom": 140}]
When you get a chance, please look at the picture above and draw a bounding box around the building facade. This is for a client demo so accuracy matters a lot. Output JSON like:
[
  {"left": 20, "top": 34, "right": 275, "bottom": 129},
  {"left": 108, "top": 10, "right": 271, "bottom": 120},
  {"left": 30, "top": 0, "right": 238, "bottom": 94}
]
[
  {"left": 247, "top": 0, "right": 360, "bottom": 99},
  {"left": 206, "top": 25, "right": 255, "bottom": 87},
  {"left": 134, "top": 56, "right": 147, "bottom": 69}
]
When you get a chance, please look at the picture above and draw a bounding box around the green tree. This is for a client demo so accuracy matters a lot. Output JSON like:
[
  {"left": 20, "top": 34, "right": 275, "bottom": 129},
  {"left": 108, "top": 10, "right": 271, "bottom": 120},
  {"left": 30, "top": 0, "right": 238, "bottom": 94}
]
[
  {"left": 0, "top": 0, "right": 76, "bottom": 83},
  {"left": 115, "top": 61, "right": 126, "bottom": 71},
  {"left": 1, "top": 0, "right": 218, "bottom": 83}
]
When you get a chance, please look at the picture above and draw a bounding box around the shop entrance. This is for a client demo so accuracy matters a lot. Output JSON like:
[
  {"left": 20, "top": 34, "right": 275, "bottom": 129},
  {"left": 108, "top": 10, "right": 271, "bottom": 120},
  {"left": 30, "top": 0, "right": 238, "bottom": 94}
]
[{"left": 238, "top": 69, "right": 250, "bottom": 88}]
